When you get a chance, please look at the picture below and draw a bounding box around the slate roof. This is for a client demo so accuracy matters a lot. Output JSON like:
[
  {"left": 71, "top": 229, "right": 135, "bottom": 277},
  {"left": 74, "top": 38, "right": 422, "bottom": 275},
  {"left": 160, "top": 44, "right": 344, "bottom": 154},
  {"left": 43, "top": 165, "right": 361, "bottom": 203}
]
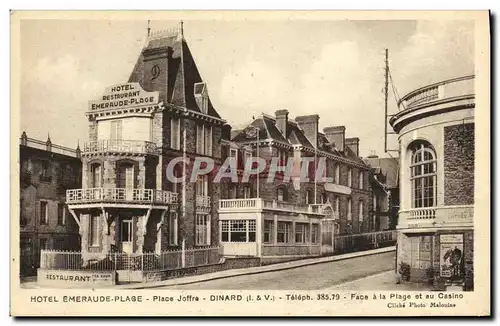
[
  {"left": 128, "top": 33, "right": 221, "bottom": 119},
  {"left": 231, "top": 114, "right": 369, "bottom": 167}
]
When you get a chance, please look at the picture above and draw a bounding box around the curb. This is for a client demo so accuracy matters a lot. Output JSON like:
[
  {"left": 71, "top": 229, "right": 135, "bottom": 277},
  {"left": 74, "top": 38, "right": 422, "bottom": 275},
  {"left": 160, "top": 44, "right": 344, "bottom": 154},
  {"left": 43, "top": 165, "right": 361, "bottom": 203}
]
[{"left": 118, "top": 246, "right": 396, "bottom": 289}]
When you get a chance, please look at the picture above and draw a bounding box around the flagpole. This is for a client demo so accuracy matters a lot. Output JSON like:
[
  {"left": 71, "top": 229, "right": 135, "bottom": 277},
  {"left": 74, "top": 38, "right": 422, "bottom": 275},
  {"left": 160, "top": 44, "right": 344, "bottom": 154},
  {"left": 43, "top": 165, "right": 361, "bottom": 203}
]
[{"left": 256, "top": 128, "right": 260, "bottom": 199}]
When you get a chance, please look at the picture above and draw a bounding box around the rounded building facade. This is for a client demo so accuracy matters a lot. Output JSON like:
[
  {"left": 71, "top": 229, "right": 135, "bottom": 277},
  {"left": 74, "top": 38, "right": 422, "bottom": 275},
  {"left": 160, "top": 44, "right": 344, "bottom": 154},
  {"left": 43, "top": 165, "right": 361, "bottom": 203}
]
[{"left": 390, "top": 75, "right": 474, "bottom": 290}]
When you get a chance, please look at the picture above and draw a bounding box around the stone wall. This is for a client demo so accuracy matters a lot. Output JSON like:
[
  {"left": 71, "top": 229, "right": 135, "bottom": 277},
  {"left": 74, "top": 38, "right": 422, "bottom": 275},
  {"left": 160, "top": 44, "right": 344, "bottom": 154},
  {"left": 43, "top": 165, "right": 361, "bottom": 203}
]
[{"left": 443, "top": 123, "right": 475, "bottom": 205}]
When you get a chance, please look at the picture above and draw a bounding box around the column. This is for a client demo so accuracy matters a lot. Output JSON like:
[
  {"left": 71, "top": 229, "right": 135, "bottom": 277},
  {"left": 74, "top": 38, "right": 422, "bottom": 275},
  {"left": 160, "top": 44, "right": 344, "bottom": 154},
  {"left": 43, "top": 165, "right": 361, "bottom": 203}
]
[
  {"left": 256, "top": 216, "right": 262, "bottom": 257},
  {"left": 273, "top": 214, "right": 278, "bottom": 245},
  {"left": 136, "top": 215, "right": 146, "bottom": 254}
]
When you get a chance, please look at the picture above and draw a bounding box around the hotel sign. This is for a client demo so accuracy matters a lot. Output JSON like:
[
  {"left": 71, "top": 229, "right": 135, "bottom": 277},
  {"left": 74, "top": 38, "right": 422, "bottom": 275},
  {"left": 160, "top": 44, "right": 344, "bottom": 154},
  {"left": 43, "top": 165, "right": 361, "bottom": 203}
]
[{"left": 89, "top": 83, "right": 160, "bottom": 111}]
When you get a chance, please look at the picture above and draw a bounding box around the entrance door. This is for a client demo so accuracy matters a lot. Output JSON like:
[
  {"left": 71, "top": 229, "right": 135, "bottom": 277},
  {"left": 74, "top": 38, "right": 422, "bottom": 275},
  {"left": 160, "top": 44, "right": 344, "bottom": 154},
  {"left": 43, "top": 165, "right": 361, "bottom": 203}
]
[{"left": 121, "top": 219, "right": 133, "bottom": 254}]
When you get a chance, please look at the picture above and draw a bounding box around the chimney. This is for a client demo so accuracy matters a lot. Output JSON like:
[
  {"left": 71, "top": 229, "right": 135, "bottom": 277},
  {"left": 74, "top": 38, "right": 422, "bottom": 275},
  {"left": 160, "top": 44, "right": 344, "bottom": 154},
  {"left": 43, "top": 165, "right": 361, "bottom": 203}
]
[
  {"left": 221, "top": 124, "right": 232, "bottom": 141},
  {"left": 275, "top": 109, "right": 289, "bottom": 137},
  {"left": 295, "top": 115, "right": 319, "bottom": 148},
  {"left": 367, "top": 150, "right": 378, "bottom": 158},
  {"left": 323, "top": 126, "right": 345, "bottom": 151},
  {"left": 345, "top": 137, "right": 360, "bottom": 157}
]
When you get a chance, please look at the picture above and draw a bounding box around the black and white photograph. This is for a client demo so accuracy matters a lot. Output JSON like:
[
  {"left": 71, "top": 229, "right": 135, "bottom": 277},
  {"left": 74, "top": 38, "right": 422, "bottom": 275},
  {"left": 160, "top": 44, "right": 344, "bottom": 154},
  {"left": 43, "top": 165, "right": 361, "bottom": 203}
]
[{"left": 10, "top": 10, "right": 490, "bottom": 316}]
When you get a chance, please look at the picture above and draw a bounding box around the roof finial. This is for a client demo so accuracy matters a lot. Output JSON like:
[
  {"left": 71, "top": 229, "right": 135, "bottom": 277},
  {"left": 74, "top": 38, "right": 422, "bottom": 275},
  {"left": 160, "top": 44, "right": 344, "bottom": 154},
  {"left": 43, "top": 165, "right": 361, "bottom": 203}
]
[
  {"left": 179, "top": 20, "right": 184, "bottom": 39},
  {"left": 147, "top": 20, "right": 151, "bottom": 37}
]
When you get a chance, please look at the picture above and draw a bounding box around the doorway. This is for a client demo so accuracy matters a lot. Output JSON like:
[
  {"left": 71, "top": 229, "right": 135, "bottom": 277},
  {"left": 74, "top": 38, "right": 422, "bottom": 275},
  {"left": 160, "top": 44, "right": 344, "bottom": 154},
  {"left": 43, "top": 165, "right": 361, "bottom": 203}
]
[{"left": 121, "top": 218, "right": 133, "bottom": 254}]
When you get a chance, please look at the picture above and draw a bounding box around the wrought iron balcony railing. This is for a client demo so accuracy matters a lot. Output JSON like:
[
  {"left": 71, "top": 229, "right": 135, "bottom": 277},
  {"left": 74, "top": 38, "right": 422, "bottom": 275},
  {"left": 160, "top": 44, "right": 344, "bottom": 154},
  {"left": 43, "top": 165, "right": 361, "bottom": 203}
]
[
  {"left": 219, "top": 198, "right": 326, "bottom": 215},
  {"left": 83, "top": 139, "right": 158, "bottom": 155},
  {"left": 66, "top": 187, "right": 177, "bottom": 205}
]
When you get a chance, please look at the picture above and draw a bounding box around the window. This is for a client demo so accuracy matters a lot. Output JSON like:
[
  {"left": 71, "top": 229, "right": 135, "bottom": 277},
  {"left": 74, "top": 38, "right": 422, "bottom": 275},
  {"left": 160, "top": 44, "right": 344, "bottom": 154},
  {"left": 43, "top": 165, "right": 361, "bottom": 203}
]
[
  {"left": 228, "top": 185, "right": 237, "bottom": 199},
  {"left": 243, "top": 185, "right": 252, "bottom": 199},
  {"left": 347, "top": 168, "right": 352, "bottom": 187},
  {"left": 264, "top": 220, "right": 273, "bottom": 243},
  {"left": 244, "top": 151, "right": 252, "bottom": 168},
  {"left": 347, "top": 198, "right": 352, "bottom": 221},
  {"left": 196, "top": 124, "right": 213, "bottom": 156},
  {"left": 220, "top": 220, "right": 256, "bottom": 243},
  {"left": 171, "top": 117, "right": 181, "bottom": 150},
  {"left": 409, "top": 235, "right": 433, "bottom": 270},
  {"left": 89, "top": 214, "right": 99, "bottom": 246},
  {"left": 373, "top": 194, "right": 377, "bottom": 211},
  {"left": 41, "top": 161, "right": 50, "bottom": 178},
  {"left": 321, "top": 193, "right": 328, "bottom": 204},
  {"left": 168, "top": 212, "right": 178, "bottom": 245},
  {"left": 277, "top": 187, "right": 287, "bottom": 202},
  {"left": 335, "top": 165, "right": 340, "bottom": 184},
  {"left": 278, "top": 149, "right": 288, "bottom": 166},
  {"left": 335, "top": 196, "right": 340, "bottom": 213},
  {"left": 410, "top": 142, "right": 437, "bottom": 208},
  {"left": 359, "top": 201, "right": 364, "bottom": 222},
  {"left": 230, "top": 148, "right": 238, "bottom": 158},
  {"left": 57, "top": 203, "right": 65, "bottom": 225},
  {"left": 305, "top": 189, "right": 314, "bottom": 205},
  {"left": 90, "top": 163, "right": 102, "bottom": 188},
  {"left": 110, "top": 120, "right": 123, "bottom": 140},
  {"left": 277, "top": 221, "right": 292, "bottom": 243},
  {"left": 195, "top": 214, "right": 210, "bottom": 246},
  {"left": 295, "top": 223, "right": 309, "bottom": 243},
  {"left": 196, "top": 175, "right": 209, "bottom": 197},
  {"left": 39, "top": 201, "right": 48, "bottom": 225},
  {"left": 359, "top": 171, "right": 364, "bottom": 189},
  {"left": 39, "top": 238, "right": 48, "bottom": 250},
  {"left": 311, "top": 224, "right": 319, "bottom": 244}
]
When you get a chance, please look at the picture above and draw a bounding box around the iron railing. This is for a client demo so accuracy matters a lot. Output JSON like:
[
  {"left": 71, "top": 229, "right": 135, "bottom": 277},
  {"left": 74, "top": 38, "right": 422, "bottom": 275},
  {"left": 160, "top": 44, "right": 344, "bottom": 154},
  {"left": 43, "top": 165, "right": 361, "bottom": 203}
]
[
  {"left": 83, "top": 139, "right": 158, "bottom": 155},
  {"left": 66, "top": 188, "right": 178, "bottom": 205},
  {"left": 334, "top": 230, "right": 397, "bottom": 254},
  {"left": 40, "top": 246, "right": 222, "bottom": 272}
]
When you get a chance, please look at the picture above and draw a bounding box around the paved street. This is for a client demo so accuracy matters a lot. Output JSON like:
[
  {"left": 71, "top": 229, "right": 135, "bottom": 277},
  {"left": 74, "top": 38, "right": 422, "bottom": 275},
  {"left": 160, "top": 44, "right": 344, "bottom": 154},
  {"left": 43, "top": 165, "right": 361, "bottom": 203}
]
[{"left": 160, "top": 251, "right": 396, "bottom": 290}]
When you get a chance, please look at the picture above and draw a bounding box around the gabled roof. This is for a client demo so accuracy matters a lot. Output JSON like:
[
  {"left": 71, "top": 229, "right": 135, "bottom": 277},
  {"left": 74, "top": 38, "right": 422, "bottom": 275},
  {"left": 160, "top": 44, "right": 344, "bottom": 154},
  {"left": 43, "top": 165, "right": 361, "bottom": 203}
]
[
  {"left": 364, "top": 157, "right": 400, "bottom": 189},
  {"left": 230, "top": 114, "right": 370, "bottom": 168},
  {"left": 128, "top": 32, "right": 221, "bottom": 119}
]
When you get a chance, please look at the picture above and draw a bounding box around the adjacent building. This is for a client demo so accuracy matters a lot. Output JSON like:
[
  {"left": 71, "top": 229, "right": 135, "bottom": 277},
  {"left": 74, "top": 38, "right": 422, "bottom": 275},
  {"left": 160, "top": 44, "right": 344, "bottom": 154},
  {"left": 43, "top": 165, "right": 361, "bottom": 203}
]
[
  {"left": 390, "top": 75, "right": 475, "bottom": 290},
  {"left": 65, "top": 25, "right": 226, "bottom": 264},
  {"left": 19, "top": 133, "right": 82, "bottom": 276},
  {"left": 218, "top": 110, "right": 374, "bottom": 262},
  {"left": 364, "top": 155, "right": 400, "bottom": 232}
]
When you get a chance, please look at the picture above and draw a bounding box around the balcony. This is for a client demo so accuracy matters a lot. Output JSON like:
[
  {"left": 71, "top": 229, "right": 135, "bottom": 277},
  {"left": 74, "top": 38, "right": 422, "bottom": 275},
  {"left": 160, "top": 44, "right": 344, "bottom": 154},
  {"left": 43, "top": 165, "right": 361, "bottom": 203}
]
[
  {"left": 66, "top": 188, "right": 178, "bottom": 206},
  {"left": 391, "top": 75, "right": 475, "bottom": 133},
  {"left": 398, "top": 205, "right": 474, "bottom": 229},
  {"left": 196, "top": 196, "right": 211, "bottom": 212},
  {"left": 398, "top": 75, "right": 474, "bottom": 110},
  {"left": 83, "top": 140, "right": 158, "bottom": 156},
  {"left": 219, "top": 198, "right": 325, "bottom": 216}
]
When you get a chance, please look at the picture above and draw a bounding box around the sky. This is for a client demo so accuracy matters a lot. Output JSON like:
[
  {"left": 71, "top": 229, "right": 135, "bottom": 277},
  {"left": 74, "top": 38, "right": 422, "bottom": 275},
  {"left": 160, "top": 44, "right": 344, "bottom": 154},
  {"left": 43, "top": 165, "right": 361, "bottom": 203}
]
[{"left": 19, "top": 18, "right": 474, "bottom": 157}]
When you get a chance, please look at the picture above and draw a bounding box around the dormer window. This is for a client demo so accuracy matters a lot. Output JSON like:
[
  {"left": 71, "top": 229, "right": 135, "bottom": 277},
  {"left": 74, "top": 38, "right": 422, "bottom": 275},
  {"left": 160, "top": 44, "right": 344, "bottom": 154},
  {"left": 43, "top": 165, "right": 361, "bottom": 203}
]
[{"left": 194, "top": 82, "right": 209, "bottom": 114}]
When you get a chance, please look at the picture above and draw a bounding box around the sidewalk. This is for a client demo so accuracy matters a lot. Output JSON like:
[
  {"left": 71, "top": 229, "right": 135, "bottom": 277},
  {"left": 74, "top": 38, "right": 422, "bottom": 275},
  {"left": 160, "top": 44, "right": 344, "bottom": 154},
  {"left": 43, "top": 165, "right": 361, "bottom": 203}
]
[
  {"left": 117, "top": 246, "right": 395, "bottom": 289},
  {"left": 20, "top": 246, "right": 395, "bottom": 289},
  {"left": 328, "top": 270, "right": 434, "bottom": 291}
]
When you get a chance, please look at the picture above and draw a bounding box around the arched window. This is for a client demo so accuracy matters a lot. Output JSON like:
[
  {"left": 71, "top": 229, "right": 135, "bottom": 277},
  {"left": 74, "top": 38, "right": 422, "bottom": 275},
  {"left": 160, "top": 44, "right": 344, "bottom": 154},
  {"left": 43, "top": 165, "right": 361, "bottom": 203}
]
[{"left": 410, "top": 141, "right": 437, "bottom": 208}]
